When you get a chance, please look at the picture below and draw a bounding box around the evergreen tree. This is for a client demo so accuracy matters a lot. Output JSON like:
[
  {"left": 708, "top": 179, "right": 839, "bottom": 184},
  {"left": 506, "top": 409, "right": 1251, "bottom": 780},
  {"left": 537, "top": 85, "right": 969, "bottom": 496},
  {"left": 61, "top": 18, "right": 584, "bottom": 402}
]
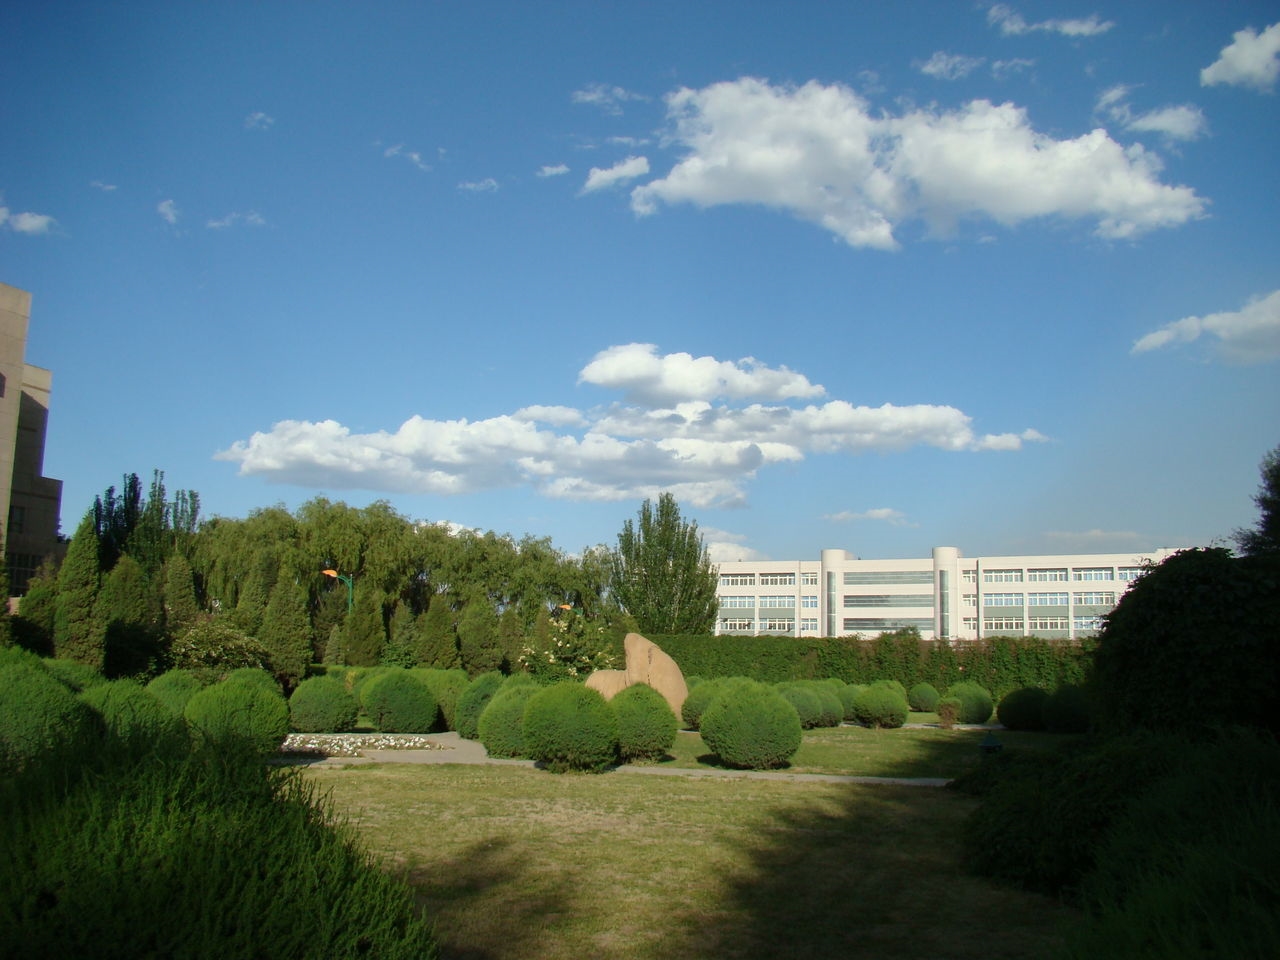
[
  {"left": 381, "top": 601, "right": 419, "bottom": 668},
  {"left": 231, "top": 550, "right": 275, "bottom": 636},
  {"left": 161, "top": 552, "right": 199, "bottom": 636},
  {"left": 342, "top": 587, "right": 386, "bottom": 666},
  {"left": 13, "top": 559, "right": 58, "bottom": 655},
  {"left": 496, "top": 605, "right": 526, "bottom": 672},
  {"left": 609, "top": 493, "right": 719, "bottom": 634},
  {"left": 97, "top": 555, "right": 162, "bottom": 677},
  {"left": 259, "top": 577, "right": 313, "bottom": 688},
  {"left": 416, "top": 595, "right": 459, "bottom": 668},
  {"left": 54, "top": 512, "right": 105, "bottom": 669},
  {"left": 311, "top": 581, "right": 349, "bottom": 652},
  {"left": 457, "top": 595, "right": 502, "bottom": 675},
  {"left": 1234, "top": 444, "right": 1280, "bottom": 557},
  {"left": 322, "top": 624, "right": 344, "bottom": 665}
]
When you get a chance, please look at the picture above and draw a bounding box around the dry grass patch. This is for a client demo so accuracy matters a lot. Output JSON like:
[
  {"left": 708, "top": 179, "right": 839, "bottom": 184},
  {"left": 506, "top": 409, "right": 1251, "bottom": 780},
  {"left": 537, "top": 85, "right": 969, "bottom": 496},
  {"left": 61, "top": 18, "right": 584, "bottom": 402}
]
[{"left": 306, "top": 762, "right": 1074, "bottom": 960}]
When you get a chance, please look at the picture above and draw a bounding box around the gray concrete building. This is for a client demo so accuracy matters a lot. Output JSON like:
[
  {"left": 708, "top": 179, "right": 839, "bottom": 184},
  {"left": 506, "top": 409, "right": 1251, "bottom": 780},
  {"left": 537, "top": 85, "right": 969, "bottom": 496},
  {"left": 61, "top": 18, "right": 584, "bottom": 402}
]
[{"left": 0, "top": 283, "right": 63, "bottom": 594}]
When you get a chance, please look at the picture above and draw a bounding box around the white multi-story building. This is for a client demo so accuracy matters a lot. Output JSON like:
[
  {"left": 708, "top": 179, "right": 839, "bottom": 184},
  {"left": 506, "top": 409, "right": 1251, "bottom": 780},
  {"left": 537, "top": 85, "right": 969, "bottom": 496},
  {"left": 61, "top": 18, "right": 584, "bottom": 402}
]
[{"left": 714, "top": 546, "right": 1184, "bottom": 642}]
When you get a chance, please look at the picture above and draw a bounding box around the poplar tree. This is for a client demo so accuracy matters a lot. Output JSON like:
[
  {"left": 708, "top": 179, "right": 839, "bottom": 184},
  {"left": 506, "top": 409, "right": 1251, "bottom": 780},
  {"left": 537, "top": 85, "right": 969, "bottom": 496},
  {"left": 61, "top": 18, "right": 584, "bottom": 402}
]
[
  {"left": 609, "top": 493, "right": 719, "bottom": 635},
  {"left": 54, "top": 512, "right": 105, "bottom": 669},
  {"left": 260, "top": 577, "right": 313, "bottom": 688}
]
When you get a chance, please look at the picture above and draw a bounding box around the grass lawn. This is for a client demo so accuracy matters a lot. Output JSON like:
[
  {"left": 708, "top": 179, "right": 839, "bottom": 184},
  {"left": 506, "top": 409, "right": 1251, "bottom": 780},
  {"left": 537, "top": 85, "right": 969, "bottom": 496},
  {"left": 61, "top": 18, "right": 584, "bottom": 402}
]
[{"left": 304, "top": 726, "right": 1078, "bottom": 959}]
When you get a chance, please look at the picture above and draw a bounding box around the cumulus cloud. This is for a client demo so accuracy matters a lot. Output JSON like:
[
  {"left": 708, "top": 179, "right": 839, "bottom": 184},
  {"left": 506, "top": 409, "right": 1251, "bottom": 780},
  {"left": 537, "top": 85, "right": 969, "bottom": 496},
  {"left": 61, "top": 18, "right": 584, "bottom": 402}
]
[
  {"left": 157, "top": 199, "right": 179, "bottom": 224},
  {"left": 582, "top": 156, "right": 650, "bottom": 193},
  {"left": 217, "top": 344, "right": 1045, "bottom": 508},
  {"left": 987, "top": 4, "right": 1113, "bottom": 38},
  {"left": 0, "top": 201, "right": 57, "bottom": 234},
  {"left": 458, "top": 178, "right": 499, "bottom": 192},
  {"left": 918, "top": 52, "right": 986, "bottom": 81},
  {"left": 702, "top": 528, "right": 769, "bottom": 563},
  {"left": 627, "top": 78, "right": 1204, "bottom": 249},
  {"left": 571, "top": 82, "right": 648, "bottom": 115},
  {"left": 825, "top": 507, "right": 915, "bottom": 526},
  {"left": 537, "top": 163, "right": 570, "bottom": 177},
  {"left": 1201, "top": 23, "right": 1280, "bottom": 91},
  {"left": 206, "top": 210, "right": 266, "bottom": 229},
  {"left": 382, "top": 143, "right": 432, "bottom": 172},
  {"left": 1131, "top": 289, "right": 1280, "bottom": 364},
  {"left": 1097, "top": 86, "right": 1208, "bottom": 142},
  {"left": 245, "top": 111, "right": 275, "bottom": 131}
]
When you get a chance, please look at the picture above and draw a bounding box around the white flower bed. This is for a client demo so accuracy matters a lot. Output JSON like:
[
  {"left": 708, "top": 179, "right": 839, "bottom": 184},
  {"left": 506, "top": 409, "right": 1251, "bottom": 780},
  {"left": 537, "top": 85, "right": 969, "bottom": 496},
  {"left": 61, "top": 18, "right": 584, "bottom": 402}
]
[{"left": 281, "top": 733, "right": 446, "bottom": 758}]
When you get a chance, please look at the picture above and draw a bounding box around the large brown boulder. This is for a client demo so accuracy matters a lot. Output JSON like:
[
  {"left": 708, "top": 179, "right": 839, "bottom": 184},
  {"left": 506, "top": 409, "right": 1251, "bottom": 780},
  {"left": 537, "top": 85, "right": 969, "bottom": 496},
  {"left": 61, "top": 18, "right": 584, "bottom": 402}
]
[
  {"left": 585, "top": 633, "right": 688, "bottom": 718},
  {"left": 584, "top": 669, "right": 628, "bottom": 701}
]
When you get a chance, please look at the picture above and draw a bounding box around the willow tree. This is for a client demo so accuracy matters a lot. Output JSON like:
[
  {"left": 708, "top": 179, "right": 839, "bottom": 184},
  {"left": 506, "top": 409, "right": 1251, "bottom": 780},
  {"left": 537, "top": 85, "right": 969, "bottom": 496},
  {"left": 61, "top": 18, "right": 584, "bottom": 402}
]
[{"left": 609, "top": 493, "right": 718, "bottom": 635}]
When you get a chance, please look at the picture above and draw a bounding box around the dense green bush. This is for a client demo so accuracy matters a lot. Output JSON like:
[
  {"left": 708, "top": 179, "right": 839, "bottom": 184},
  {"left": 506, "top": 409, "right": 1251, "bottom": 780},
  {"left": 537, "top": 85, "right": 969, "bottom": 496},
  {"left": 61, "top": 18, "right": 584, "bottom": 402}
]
[
  {"left": 146, "top": 669, "right": 206, "bottom": 716},
  {"left": 183, "top": 681, "right": 290, "bottom": 755},
  {"left": 699, "top": 679, "right": 802, "bottom": 770},
  {"left": 455, "top": 672, "right": 505, "bottom": 741},
  {"left": 809, "top": 683, "right": 845, "bottom": 727},
  {"left": 680, "top": 676, "right": 732, "bottom": 730},
  {"left": 168, "top": 619, "right": 270, "bottom": 674},
  {"left": 611, "top": 683, "right": 678, "bottom": 762},
  {"left": 352, "top": 667, "right": 395, "bottom": 711},
  {"left": 477, "top": 681, "right": 540, "bottom": 759},
  {"left": 224, "top": 667, "right": 283, "bottom": 698},
  {"left": 997, "top": 687, "right": 1049, "bottom": 731},
  {"left": 850, "top": 686, "right": 909, "bottom": 729},
  {"left": 522, "top": 682, "right": 618, "bottom": 773},
  {"left": 414, "top": 668, "right": 470, "bottom": 730},
  {"left": 777, "top": 684, "right": 824, "bottom": 729},
  {"left": 289, "top": 676, "right": 359, "bottom": 733},
  {"left": 361, "top": 671, "right": 439, "bottom": 733},
  {"left": 1043, "top": 684, "right": 1092, "bottom": 733},
  {"left": 869, "top": 678, "right": 907, "bottom": 700},
  {"left": 0, "top": 659, "right": 97, "bottom": 773},
  {"left": 0, "top": 746, "right": 439, "bottom": 958},
  {"left": 838, "top": 683, "right": 866, "bottom": 722},
  {"left": 908, "top": 682, "right": 940, "bottom": 712},
  {"left": 80, "top": 679, "right": 187, "bottom": 759},
  {"left": 945, "top": 681, "right": 994, "bottom": 724},
  {"left": 937, "top": 697, "right": 961, "bottom": 729},
  {"left": 42, "top": 658, "right": 106, "bottom": 693}
]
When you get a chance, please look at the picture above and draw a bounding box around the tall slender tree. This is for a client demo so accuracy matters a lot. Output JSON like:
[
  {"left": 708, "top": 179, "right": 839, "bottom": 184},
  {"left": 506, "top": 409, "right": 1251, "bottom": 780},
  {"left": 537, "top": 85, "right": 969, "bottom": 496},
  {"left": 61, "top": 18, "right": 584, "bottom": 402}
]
[
  {"left": 417, "top": 595, "right": 459, "bottom": 668},
  {"left": 260, "top": 576, "right": 313, "bottom": 688},
  {"left": 97, "top": 554, "right": 161, "bottom": 677},
  {"left": 342, "top": 586, "right": 386, "bottom": 667},
  {"left": 54, "top": 512, "right": 105, "bottom": 669},
  {"left": 457, "top": 594, "right": 502, "bottom": 675},
  {"left": 161, "top": 552, "right": 199, "bottom": 636},
  {"left": 609, "top": 493, "right": 719, "bottom": 635}
]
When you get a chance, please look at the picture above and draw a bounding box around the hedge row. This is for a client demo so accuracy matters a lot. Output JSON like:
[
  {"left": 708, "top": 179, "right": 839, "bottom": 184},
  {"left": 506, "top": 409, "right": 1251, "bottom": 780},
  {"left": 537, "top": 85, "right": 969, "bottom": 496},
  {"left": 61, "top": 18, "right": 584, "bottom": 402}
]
[{"left": 650, "top": 630, "right": 1091, "bottom": 698}]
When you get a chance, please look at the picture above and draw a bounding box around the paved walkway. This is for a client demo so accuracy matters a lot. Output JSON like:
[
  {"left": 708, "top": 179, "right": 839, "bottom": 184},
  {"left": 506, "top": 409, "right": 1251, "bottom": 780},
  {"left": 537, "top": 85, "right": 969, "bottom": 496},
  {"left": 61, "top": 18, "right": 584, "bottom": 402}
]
[{"left": 309, "top": 731, "right": 951, "bottom": 787}]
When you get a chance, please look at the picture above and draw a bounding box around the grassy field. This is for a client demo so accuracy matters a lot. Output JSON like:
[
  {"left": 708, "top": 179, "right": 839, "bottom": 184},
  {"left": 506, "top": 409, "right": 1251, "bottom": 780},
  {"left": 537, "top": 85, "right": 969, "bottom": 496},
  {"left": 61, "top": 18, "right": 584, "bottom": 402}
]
[{"left": 304, "top": 727, "right": 1078, "bottom": 959}]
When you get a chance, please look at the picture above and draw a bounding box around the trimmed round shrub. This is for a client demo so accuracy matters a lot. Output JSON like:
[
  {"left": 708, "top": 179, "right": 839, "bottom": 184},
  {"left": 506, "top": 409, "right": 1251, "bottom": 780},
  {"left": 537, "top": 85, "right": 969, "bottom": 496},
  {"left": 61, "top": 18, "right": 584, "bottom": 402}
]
[
  {"left": 681, "top": 677, "right": 733, "bottom": 730},
  {"left": 908, "top": 682, "right": 941, "bottom": 712},
  {"left": 870, "top": 679, "right": 908, "bottom": 700},
  {"left": 522, "top": 682, "right": 618, "bottom": 773},
  {"left": 477, "top": 682, "right": 541, "bottom": 758},
  {"left": 414, "top": 668, "right": 470, "bottom": 730},
  {"left": 183, "top": 680, "right": 289, "bottom": 755},
  {"left": 225, "top": 667, "right": 283, "bottom": 698},
  {"left": 352, "top": 667, "right": 394, "bottom": 711},
  {"left": 611, "top": 683, "right": 678, "bottom": 762},
  {"left": 937, "top": 696, "right": 962, "bottom": 729},
  {"left": 80, "top": 679, "right": 186, "bottom": 758},
  {"left": 455, "top": 672, "right": 505, "bottom": 741},
  {"left": 43, "top": 658, "right": 106, "bottom": 693},
  {"left": 811, "top": 684, "right": 845, "bottom": 728},
  {"left": 997, "top": 686, "right": 1050, "bottom": 731},
  {"left": 0, "top": 660, "right": 97, "bottom": 773},
  {"left": 288, "top": 676, "right": 359, "bottom": 733},
  {"left": 850, "top": 686, "right": 909, "bottom": 729},
  {"left": 838, "top": 683, "right": 867, "bottom": 722},
  {"left": 700, "top": 680, "right": 802, "bottom": 770},
  {"left": 146, "top": 669, "right": 206, "bottom": 716},
  {"left": 1043, "top": 683, "right": 1092, "bottom": 733},
  {"left": 777, "top": 684, "right": 824, "bottom": 729},
  {"left": 361, "top": 671, "right": 439, "bottom": 733},
  {"left": 946, "top": 681, "right": 994, "bottom": 724}
]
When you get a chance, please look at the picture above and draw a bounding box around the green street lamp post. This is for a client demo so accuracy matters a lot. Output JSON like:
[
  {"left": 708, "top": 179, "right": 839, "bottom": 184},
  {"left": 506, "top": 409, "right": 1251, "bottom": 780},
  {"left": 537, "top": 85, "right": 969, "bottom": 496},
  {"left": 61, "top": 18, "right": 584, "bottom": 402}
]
[{"left": 322, "top": 569, "right": 354, "bottom": 612}]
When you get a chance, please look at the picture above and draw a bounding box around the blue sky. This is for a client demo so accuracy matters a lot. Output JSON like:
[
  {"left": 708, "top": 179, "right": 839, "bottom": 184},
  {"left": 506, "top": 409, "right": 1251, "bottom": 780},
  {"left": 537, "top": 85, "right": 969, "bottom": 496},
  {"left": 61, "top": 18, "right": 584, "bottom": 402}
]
[{"left": 3, "top": 1, "right": 1278, "bottom": 563}]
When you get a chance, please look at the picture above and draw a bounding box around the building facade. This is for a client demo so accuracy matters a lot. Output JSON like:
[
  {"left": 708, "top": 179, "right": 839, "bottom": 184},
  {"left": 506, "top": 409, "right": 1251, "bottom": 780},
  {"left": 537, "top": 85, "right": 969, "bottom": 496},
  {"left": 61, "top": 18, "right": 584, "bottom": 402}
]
[
  {"left": 714, "top": 545, "right": 1183, "bottom": 642},
  {"left": 0, "top": 283, "right": 62, "bottom": 594}
]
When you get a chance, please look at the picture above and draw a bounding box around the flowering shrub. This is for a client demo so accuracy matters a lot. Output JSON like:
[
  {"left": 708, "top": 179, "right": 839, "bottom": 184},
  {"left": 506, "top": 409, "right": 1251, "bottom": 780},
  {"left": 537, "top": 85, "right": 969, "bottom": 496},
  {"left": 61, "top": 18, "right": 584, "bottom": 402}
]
[{"left": 518, "top": 611, "right": 617, "bottom": 682}]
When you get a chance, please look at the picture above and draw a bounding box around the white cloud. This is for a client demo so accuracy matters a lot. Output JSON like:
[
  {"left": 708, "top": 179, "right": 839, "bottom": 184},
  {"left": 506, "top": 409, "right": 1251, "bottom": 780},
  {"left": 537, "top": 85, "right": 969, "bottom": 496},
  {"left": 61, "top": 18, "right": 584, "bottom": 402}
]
[
  {"left": 571, "top": 82, "right": 648, "bottom": 115},
  {"left": 90, "top": 180, "right": 117, "bottom": 191},
  {"left": 918, "top": 52, "right": 986, "bottom": 81},
  {"left": 1201, "top": 23, "right": 1280, "bottom": 91},
  {"left": 702, "top": 528, "right": 769, "bottom": 563},
  {"left": 157, "top": 199, "right": 179, "bottom": 224},
  {"left": 245, "top": 111, "right": 275, "bottom": 131},
  {"left": 218, "top": 344, "right": 1045, "bottom": 508},
  {"left": 1097, "top": 86, "right": 1208, "bottom": 142},
  {"left": 458, "top": 178, "right": 499, "bottom": 192},
  {"left": 987, "top": 4, "right": 1113, "bottom": 38},
  {"left": 537, "top": 164, "right": 570, "bottom": 177},
  {"left": 1132, "top": 289, "right": 1280, "bottom": 364},
  {"left": 825, "top": 507, "right": 915, "bottom": 526},
  {"left": 0, "top": 203, "right": 57, "bottom": 235},
  {"left": 581, "top": 155, "right": 650, "bottom": 193},
  {"left": 991, "top": 58, "right": 1035, "bottom": 79},
  {"left": 382, "top": 143, "right": 432, "bottom": 172},
  {"left": 207, "top": 210, "right": 266, "bottom": 229},
  {"left": 628, "top": 78, "right": 1204, "bottom": 249}
]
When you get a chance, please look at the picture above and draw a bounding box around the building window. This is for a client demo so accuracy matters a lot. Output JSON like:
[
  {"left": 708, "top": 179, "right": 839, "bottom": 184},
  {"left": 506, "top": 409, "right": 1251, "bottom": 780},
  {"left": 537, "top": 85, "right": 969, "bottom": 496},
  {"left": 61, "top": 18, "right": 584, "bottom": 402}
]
[
  {"left": 1028, "top": 616, "right": 1069, "bottom": 630},
  {"left": 1074, "top": 616, "right": 1104, "bottom": 632},
  {"left": 1118, "top": 566, "right": 1146, "bottom": 582},
  {"left": 760, "top": 618, "right": 795, "bottom": 632},
  {"left": 962, "top": 593, "right": 977, "bottom": 606},
  {"left": 1027, "top": 592, "right": 1069, "bottom": 606},
  {"left": 962, "top": 570, "right": 977, "bottom": 583},
  {"left": 800, "top": 618, "right": 818, "bottom": 631},
  {"left": 1073, "top": 591, "right": 1116, "bottom": 606},
  {"left": 7, "top": 505, "right": 25, "bottom": 535},
  {"left": 1073, "top": 567, "right": 1115, "bottom": 581},
  {"left": 843, "top": 594, "right": 934, "bottom": 607},
  {"left": 719, "top": 596, "right": 754, "bottom": 608},
  {"left": 758, "top": 595, "right": 795, "bottom": 608},
  {"left": 1027, "top": 568, "right": 1068, "bottom": 582},
  {"left": 983, "top": 593, "right": 1024, "bottom": 607},
  {"left": 720, "top": 573, "right": 755, "bottom": 587},
  {"left": 843, "top": 617, "right": 935, "bottom": 632},
  {"left": 962, "top": 617, "right": 977, "bottom": 630},
  {"left": 983, "top": 569, "right": 1024, "bottom": 583},
  {"left": 801, "top": 572, "right": 818, "bottom": 586},
  {"left": 843, "top": 571, "right": 934, "bottom": 585},
  {"left": 719, "top": 618, "right": 754, "bottom": 631},
  {"left": 983, "top": 617, "right": 1024, "bottom": 631},
  {"left": 759, "top": 573, "right": 796, "bottom": 586},
  {"left": 800, "top": 595, "right": 818, "bottom": 608}
]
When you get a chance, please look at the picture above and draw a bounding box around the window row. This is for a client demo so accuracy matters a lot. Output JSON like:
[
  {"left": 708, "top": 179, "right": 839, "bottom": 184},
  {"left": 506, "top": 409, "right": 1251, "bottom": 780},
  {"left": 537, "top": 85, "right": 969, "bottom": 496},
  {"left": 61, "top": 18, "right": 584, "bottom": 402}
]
[
  {"left": 759, "top": 573, "right": 796, "bottom": 586},
  {"left": 719, "top": 595, "right": 821, "bottom": 609},
  {"left": 842, "top": 617, "right": 935, "bottom": 632},
  {"left": 843, "top": 594, "right": 934, "bottom": 608},
  {"left": 720, "top": 574, "right": 755, "bottom": 587},
  {"left": 977, "top": 592, "right": 1118, "bottom": 607},
  {"left": 843, "top": 571, "right": 934, "bottom": 585}
]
